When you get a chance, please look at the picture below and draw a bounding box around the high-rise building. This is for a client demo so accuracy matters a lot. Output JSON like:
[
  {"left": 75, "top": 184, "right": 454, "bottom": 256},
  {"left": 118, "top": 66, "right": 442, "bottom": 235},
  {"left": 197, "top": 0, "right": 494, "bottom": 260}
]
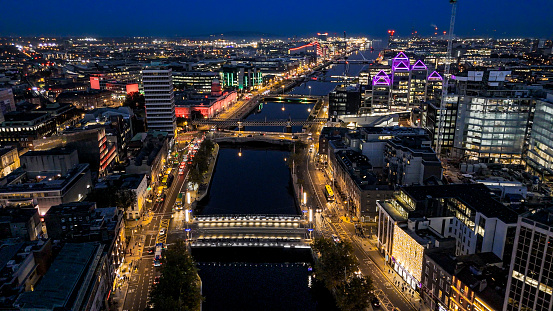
[
  {"left": 408, "top": 60, "right": 428, "bottom": 105},
  {"left": 504, "top": 208, "right": 553, "bottom": 311},
  {"left": 527, "top": 95, "right": 553, "bottom": 179},
  {"left": 370, "top": 70, "right": 392, "bottom": 113},
  {"left": 390, "top": 52, "right": 411, "bottom": 109},
  {"left": 142, "top": 67, "right": 176, "bottom": 136},
  {"left": 328, "top": 85, "right": 361, "bottom": 116},
  {"left": 452, "top": 95, "right": 533, "bottom": 164}
]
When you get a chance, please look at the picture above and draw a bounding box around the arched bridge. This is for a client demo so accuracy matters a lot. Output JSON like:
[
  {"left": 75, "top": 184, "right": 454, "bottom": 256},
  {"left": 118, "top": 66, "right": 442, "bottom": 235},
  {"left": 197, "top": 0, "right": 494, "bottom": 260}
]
[{"left": 188, "top": 215, "right": 312, "bottom": 248}]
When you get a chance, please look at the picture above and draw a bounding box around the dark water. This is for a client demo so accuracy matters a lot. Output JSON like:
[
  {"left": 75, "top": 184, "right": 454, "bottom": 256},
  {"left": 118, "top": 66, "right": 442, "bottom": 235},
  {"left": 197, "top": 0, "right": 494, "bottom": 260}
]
[
  {"left": 197, "top": 263, "right": 335, "bottom": 311},
  {"left": 194, "top": 248, "right": 337, "bottom": 311},
  {"left": 197, "top": 147, "right": 297, "bottom": 215},
  {"left": 243, "top": 101, "right": 315, "bottom": 133}
]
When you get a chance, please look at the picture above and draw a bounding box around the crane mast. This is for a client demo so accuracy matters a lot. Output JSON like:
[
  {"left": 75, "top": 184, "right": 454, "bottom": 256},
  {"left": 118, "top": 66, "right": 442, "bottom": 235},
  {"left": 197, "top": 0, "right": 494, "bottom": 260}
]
[{"left": 436, "top": 0, "right": 458, "bottom": 157}]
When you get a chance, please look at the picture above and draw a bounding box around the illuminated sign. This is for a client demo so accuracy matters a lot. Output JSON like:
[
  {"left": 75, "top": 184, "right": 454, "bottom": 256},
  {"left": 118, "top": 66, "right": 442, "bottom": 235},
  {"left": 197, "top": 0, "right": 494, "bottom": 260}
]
[{"left": 372, "top": 70, "right": 391, "bottom": 86}]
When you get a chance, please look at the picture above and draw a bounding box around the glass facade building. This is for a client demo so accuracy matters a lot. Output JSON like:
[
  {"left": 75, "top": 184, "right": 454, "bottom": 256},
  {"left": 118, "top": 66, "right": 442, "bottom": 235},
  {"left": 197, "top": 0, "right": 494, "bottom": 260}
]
[
  {"left": 505, "top": 209, "right": 553, "bottom": 311},
  {"left": 453, "top": 96, "right": 533, "bottom": 164},
  {"left": 527, "top": 97, "right": 553, "bottom": 179}
]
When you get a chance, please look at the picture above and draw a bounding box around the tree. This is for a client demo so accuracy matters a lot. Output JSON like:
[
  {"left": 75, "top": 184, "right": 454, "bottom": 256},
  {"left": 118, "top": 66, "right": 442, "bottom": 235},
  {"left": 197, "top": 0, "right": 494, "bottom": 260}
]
[
  {"left": 312, "top": 237, "right": 359, "bottom": 291},
  {"left": 336, "top": 276, "right": 374, "bottom": 311},
  {"left": 312, "top": 237, "right": 374, "bottom": 311},
  {"left": 187, "top": 139, "right": 215, "bottom": 185},
  {"left": 123, "top": 92, "right": 145, "bottom": 110},
  {"left": 148, "top": 240, "right": 203, "bottom": 311}
]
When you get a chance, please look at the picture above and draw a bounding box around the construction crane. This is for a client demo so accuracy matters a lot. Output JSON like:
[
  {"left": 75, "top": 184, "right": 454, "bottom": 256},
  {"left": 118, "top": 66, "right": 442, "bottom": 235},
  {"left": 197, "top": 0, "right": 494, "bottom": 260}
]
[{"left": 436, "top": 0, "right": 458, "bottom": 158}]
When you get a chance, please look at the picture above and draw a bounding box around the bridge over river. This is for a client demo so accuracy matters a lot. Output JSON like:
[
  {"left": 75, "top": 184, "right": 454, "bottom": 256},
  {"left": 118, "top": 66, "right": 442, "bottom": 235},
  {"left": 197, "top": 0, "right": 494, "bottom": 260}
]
[{"left": 187, "top": 215, "right": 312, "bottom": 248}]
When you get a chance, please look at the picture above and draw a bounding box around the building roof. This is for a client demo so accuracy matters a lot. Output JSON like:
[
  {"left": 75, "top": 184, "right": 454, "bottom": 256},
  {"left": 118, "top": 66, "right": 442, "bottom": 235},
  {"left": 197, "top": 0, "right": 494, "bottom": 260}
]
[
  {"left": 402, "top": 184, "right": 520, "bottom": 223},
  {"left": 520, "top": 206, "right": 553, "bottom": 227},
  {"left": 46, "top": 201, "right": 96, "bottom": 216},
  {"left": 15, "top": 243, "right": 101, "bottom": 310},
  {"left": 21, "top": 146, "right": 77, "bottom": 157}
]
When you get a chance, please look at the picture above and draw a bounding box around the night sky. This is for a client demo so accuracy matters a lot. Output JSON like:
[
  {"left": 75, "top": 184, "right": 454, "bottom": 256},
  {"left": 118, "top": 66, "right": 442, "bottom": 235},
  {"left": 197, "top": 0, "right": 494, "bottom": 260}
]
[{"left": 1, "top": 0, "right": 551, "bottom": 38}]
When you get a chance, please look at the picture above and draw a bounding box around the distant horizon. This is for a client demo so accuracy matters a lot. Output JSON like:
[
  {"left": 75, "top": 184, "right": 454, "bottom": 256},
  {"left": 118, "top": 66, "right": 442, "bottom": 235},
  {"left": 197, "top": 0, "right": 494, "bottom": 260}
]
[{"left": 1, "top": 0, "right": 552, "bottom": 39}]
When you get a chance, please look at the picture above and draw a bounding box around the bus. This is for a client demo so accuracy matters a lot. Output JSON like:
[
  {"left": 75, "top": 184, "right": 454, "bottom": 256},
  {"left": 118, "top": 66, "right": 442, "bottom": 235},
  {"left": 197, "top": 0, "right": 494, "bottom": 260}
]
[
  {"left": 324, "top": 185, "right": 335, "bottom": 202},
  {"left": 175, "top": 192, "right": 183, "bottom": 210},
  {"left": 153, "top": 243, "right": 163, "bottom": 267}
]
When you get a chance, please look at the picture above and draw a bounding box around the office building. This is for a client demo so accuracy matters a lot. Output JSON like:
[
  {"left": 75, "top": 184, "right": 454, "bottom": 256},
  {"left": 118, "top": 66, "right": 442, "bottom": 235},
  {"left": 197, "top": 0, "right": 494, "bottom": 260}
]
[
  {"left": 527, "top": 95, "right": 553, "bottom": 180},
  {"left": 371, "top": 70, "right": 392, "bottom": 113},
  {"left": 0, "top": 161, "right": 92, "bottom": 216},
  {"left": 504, "top": 207, "right": 553, "bottom": 311},
  {"left": 384, "top": 135, "right": 442, "bottom": 186},
  {"left": 378, "top": 184, "right": 519, "bottom": 266},
  {"left": 329, "top": 84, "right": 361, "bottom": 116},
  {"left": 32, "top": 127, "right": 117, "bottom": 178},
  {"left": 452, "top": 95, "right": 533, "bottom": 164},
  {"left": 221, "top": 64, "right": 262, "bottom": 90},
  {"left": 408, "top": 60, "right": 428, "bottom": 105},
  {"left": 172, "top": 71, "right": 220, "bottom": 93},
  {"left": 330, "top": 149, "right": 392, "bottom": 221},
  {"left": 142, "top": 67, "right": 176, "bottom": 136},
  {"left": 390, "top": 52, "right": 411, "bottom": 109},
  {"left": 0, "top": 112, "right": 56, "bottom": 148},
  {"left": 422, "top": 94, "right": 459, "bottom": 157}
]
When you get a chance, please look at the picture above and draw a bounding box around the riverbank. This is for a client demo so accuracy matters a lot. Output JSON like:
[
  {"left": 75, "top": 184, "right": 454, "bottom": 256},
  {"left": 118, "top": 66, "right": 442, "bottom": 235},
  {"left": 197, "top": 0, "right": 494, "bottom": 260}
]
[{"left": 195, "top": 143, "right": 219, "bottom": 203}]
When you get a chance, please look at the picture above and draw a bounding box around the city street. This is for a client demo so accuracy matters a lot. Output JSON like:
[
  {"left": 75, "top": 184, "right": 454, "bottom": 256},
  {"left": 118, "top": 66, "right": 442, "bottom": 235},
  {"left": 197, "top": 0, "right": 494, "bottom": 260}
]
[{"left": 120, "top": 163, "right": 190, "bottom": 311}]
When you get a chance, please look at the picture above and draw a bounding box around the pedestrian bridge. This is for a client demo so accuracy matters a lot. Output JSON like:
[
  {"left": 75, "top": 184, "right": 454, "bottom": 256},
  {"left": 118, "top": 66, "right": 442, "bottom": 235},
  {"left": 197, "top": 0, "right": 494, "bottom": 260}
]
[
  {"left": 190, "top": 118, "right": 327, "bottom": 127},
  {"left": 189, "top": 215, "right": 312, "bottom": 248}
]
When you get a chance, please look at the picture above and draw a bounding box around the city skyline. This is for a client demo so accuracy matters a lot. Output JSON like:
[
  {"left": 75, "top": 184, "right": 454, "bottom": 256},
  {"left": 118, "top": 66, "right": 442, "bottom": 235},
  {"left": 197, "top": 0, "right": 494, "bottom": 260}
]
[{"left": 1, "top": 0, "right": 552, "bottom": 38}]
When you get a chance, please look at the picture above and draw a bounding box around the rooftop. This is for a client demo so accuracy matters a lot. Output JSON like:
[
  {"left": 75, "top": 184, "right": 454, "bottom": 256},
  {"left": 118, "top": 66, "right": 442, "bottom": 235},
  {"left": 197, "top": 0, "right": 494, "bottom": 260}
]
[
  {"left": 402, "top": 184, "right": 519, "bottom": 223},
  {"left": 15, "top": 243, "right": 101, "bottom": 310}
]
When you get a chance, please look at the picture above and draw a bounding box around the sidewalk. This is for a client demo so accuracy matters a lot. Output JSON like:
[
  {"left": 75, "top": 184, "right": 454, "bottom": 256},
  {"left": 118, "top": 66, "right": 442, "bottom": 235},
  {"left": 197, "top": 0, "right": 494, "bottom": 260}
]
[{"left": 359, "top": 236, "right": 429, "bottom": 311}]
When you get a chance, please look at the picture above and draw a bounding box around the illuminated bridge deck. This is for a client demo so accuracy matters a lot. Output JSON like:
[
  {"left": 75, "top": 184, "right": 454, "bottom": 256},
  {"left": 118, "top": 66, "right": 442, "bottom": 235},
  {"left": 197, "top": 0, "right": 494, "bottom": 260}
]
[{"left": 189, "top": 215, "right": 312, "bottom": 248}]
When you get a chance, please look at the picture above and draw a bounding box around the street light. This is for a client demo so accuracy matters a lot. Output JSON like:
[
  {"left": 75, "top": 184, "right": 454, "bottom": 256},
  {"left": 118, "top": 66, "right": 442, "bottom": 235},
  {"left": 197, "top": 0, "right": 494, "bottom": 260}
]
[
  {"left": 303, "top": 192, "right": 307, "bottom": 205},
  {"left": 186, "top": 192, "right": 191, "bottom": 205},
  {"left": 308, "top": 86, "right": 312, "bottom": 96}
]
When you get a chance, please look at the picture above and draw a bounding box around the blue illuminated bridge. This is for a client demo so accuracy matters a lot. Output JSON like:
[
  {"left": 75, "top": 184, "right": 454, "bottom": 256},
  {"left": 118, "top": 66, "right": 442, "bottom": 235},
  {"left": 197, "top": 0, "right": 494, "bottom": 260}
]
[{"left": 187, "top": 214, "right": 312, "bottom": 248}]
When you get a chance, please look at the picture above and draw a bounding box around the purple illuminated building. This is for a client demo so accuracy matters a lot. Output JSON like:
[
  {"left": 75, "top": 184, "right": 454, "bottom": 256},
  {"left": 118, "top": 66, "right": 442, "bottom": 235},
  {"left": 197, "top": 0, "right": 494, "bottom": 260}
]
[
  {"left": 372, "top": 70, "right": 391, "bottom": 86},
  {"left": 409, "top": 60, "right": 429, "bottom": 105}
]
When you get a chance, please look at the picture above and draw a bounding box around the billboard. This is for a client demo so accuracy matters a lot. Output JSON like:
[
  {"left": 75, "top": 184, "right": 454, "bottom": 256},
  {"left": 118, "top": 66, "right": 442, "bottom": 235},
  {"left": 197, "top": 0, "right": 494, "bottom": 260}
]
[
  {"left": 90, "top": 77, "right": 100, "bottom": 90},
  {"left": 126, "top": 83, "right": 139, "bottom": 94}
]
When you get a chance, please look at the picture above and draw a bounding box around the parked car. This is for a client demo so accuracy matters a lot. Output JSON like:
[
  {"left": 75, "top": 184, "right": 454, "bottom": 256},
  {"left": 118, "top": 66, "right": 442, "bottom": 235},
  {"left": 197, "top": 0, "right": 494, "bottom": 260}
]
[{"left": 159, "top": 228, "right": 166, "bottom": 236}]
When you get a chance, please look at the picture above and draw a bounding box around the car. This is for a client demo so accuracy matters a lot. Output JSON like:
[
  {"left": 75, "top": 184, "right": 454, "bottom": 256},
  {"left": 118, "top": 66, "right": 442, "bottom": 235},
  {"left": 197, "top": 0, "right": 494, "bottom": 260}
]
[
  {"left": 153, "top": 276, "right": 160, "bottom": 285},
  {"left": 292, "top": 135, "right": 298, "bottom": 139},
  {"left": 148, "top": 247, "right": 155, "bottom": 254},
  {"left": 308, "top": 137, "right": 313, "bottom": 140},
  {"left": 246, "top": 134, "right": 253, "bottom": 137},
  {"left": 331, "top": 234, "right": 340, "bottom": 243},
  {"left": 159, "top": 228, "right": 166, "bottom": 236},
  {"left": 371, "top": 298, "right": 381, "bottom": 308}
]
